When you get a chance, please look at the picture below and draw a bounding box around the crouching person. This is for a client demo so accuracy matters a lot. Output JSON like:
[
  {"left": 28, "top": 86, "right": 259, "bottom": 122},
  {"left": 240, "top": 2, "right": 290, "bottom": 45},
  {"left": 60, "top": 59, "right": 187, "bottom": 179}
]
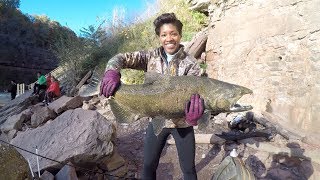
[{"left": 44, "top": 76, "right": 60, "bottom": 105}]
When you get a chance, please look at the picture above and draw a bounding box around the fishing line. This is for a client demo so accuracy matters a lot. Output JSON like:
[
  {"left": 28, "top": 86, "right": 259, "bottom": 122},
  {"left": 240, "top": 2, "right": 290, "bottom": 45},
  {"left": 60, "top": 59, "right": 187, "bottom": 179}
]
[{"left": 0, "top": 139, "right": 138, "bottom": 179}]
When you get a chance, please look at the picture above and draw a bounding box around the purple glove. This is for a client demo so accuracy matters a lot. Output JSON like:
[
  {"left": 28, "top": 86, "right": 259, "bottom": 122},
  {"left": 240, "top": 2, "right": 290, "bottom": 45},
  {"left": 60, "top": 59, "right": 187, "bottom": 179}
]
[
  {"left": 185, "top": 94, "right": 204, "bottom": 126},
  {"left": 100, "top": 70, "right": 121, "bottom": 97}
]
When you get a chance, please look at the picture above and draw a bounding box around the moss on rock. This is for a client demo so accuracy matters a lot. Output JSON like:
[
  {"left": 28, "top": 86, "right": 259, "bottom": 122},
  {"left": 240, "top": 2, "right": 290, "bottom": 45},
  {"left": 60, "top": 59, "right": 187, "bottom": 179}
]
[{"left": 0, "top": 144, "right": 31, "bottom": 180}]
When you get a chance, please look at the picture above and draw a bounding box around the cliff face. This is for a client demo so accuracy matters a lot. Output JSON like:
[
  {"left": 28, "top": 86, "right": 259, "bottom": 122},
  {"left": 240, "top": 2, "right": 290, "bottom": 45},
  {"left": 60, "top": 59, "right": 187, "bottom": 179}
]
[
  {"left": 202, "top": 0, "right": 320, "bottom": 141},
  {"left": 0, "top": 6, "right": 76, "bottom": 90},
  {"left": 0, "top": 34, "right": 58, "bottom": 89}
]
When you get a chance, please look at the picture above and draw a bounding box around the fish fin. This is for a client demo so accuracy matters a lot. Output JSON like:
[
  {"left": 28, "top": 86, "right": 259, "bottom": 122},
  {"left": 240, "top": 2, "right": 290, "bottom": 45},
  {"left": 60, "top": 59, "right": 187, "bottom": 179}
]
[
  {"left": 144, "top": 72, "right": 169, "bottom": 84},
  {"left": 197, "top": 110, "right": 212, "bottom": 130},
  {"left": 108, "top": 97, "right": 136, "bottom": 123},
  {"left": 151, "top": 116, "right": 166, "bottom": 136}
]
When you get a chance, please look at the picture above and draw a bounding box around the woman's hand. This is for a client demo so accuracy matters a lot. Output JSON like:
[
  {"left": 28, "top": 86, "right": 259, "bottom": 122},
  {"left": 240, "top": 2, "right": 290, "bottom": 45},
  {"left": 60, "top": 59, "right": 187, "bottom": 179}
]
[
  {"left": 185, "top": 94, "right": 204, "bottom": 126},
  {"left": 100, "top": 70, "right": 121, "bottom": 97}
]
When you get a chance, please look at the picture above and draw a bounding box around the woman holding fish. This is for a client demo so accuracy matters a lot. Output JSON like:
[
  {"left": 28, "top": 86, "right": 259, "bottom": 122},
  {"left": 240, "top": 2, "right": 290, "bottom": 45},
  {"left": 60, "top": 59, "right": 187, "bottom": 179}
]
[{"left": 100, "top": 13, "right": 204, "bottom": 180}]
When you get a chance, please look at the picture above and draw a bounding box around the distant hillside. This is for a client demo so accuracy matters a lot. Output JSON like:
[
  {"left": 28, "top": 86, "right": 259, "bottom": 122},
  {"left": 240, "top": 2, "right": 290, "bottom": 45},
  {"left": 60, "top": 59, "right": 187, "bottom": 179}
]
[{"left": 0, "top": 3, "right": 77, "bottom": 90}]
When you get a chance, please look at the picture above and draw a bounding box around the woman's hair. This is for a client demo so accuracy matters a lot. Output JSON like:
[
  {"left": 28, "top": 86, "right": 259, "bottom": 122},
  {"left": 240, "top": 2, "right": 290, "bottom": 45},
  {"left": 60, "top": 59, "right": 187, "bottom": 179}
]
[{"left": 153, "top": 13, "right": 183, "bottom": 36}]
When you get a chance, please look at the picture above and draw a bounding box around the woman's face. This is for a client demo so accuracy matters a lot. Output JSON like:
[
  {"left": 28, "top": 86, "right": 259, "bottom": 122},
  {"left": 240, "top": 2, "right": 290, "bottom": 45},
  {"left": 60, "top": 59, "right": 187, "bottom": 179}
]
[{"left": 159, "top": 23, "right": 182, "bottom": 55}]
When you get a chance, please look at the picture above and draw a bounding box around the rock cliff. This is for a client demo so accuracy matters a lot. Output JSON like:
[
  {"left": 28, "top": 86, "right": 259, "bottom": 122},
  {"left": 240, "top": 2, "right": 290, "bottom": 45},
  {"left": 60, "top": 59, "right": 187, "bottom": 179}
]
[
  {"left": 0, "top": 6, "right": 77, "bottom": 90},
  {"left": 202, "top": 0, "right": 320, "bottom": 144}
]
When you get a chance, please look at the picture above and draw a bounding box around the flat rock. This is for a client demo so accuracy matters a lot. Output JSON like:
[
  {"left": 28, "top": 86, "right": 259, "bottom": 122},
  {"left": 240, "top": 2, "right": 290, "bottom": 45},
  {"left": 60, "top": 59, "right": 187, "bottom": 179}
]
[
  {"left": 0, "top": 109, "right": 31, "bottom": 133},
  {"left": 0, "top": 91, "right": 38, "bottom": 125},
  {"left": 48, "top": 95, "right": 84, "bottom": 114},
  {"left": 11, "top": 108, "right": 115, "bottom": 172}
]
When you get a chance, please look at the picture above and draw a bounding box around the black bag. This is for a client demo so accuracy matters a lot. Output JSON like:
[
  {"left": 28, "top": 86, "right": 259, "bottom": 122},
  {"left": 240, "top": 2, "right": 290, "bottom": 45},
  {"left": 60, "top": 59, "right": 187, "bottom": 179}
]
[{"left": 212, "top": 156, "right": 255, "bottom": 180}]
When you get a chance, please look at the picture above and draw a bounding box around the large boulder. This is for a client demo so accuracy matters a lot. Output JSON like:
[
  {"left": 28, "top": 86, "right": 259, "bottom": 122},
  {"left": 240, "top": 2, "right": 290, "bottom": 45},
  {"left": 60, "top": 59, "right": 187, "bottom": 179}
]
[
  {"left": 48, "top": 95, "right": 84, "bottom": 114},
  {"left": 0, "top": 143, "right": 31, "bottom": 180},
  {"left": 0, "top": 91, "right": 38, "bottom": 125},
  {"left": 205, "top": 0, "right": 320, "bottom": 144},
  {"left": 11, "top": 108, "right": 115, "bottom": 172},
  {"left": 30, "top": 107, "right": 57, "bottom": 128},
  {"left": 0, "top": 109, "right": 31, "bottom": 133}
]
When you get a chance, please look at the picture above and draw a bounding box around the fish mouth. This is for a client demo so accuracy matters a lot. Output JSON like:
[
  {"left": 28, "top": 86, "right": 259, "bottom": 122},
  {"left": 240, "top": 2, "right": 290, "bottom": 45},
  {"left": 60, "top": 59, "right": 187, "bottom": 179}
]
[
  {"left": 229, "top": 104, "right": 253, "bottom": 112},
  {"left": 229, "top": 88, "right": 253, "bottom": 112}
]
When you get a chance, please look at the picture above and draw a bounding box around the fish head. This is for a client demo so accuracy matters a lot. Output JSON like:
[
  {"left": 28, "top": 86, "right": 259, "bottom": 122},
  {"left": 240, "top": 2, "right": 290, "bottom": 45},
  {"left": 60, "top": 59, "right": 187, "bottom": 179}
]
[{"left": 207, "top": 84, "right": 253, "bottom": 113}]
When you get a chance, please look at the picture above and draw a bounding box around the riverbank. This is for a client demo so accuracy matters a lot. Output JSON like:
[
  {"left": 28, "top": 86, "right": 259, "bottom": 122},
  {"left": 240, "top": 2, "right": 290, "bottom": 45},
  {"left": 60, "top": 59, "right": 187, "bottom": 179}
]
[{"left": 0, "top": 93, "right": 11, "bottom": 108}]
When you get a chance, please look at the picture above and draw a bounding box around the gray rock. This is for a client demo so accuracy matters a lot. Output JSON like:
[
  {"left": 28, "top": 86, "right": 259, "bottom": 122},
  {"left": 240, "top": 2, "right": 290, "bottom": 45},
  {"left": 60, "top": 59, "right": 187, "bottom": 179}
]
[
  {"left": 98, "top": 149, "right": 126, "bottom": 171},
  {"left": 40, "top": 171, "right": 54, "bottom": 180},
  {"left": 7, "top": 129, "right": 18, "bottom": 141},
  {"left": 55, "top": 163, "right": 78, "bottom": 180},
  {"left": 205, "top": 0, "right": 320, "bottom": 145},
  {"left": 11, "top": 108, "right": 115, "bottom": 172},
  {"left": 0, "top": 91, "right": 38, "bottom": 125},
  {"left": 48, "top": 95, "right": 84, "bottom": 114},
  {"left": 184, "top": 28, "right": 208, "bottom": 59},
  {"left": 30, "top": 107, "right": 57, "bottom": 128},
  {"left": 0, "top": 109, "right": 31, "bottom": 133}
]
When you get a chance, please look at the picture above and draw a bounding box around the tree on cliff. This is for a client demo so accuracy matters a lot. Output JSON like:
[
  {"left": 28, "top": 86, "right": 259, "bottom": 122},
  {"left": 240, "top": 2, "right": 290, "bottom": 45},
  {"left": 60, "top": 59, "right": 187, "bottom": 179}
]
[
  {"left": 0, "top": 2, "right": 78, "bottom": 90},
  {"left": 0, "top": 0, "right": 20, "bottom": 8}
]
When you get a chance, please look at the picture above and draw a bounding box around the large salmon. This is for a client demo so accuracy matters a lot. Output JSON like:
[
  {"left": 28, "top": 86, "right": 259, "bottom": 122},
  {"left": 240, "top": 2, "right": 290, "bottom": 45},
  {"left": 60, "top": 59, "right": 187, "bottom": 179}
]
[
  {"left": 79, "top": 72, "right": 253, "bottom": 133},
  {"left": 107, "top": 73, "right": 253, "bottom": 127}
]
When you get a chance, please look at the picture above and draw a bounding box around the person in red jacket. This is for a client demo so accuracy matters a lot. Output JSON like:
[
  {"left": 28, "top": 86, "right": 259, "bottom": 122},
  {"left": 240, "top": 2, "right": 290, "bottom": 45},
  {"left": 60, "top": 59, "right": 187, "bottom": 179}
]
[
  {"left": 46, "top": 73, "right": 52, "bottom": 89},
  {"left": 43, "top": 76, "right": 60, "bottom": 105}
]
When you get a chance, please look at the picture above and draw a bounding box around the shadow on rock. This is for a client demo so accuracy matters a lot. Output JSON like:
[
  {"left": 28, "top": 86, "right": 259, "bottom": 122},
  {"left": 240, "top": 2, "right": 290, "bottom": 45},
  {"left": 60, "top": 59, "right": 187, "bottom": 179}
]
[
  {"left": 265, "top": 142, "right": 314, "bottom": 180},
  {"left": 246, "top": 142, "right": 314, "bottom": 180}
]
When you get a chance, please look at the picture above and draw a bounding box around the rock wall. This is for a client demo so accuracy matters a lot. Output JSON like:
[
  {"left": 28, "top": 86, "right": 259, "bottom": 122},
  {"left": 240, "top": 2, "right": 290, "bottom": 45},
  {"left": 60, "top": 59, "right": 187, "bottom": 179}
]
[{"left": 205, "top": 0, "right": 320, "bottom": 140}]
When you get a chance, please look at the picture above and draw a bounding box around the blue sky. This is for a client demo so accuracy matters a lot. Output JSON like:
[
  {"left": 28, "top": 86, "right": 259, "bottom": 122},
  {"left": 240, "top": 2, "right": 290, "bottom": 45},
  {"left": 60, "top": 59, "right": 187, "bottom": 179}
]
[{"left": 20, "top": 0, "right": 155, "bottom": 35}]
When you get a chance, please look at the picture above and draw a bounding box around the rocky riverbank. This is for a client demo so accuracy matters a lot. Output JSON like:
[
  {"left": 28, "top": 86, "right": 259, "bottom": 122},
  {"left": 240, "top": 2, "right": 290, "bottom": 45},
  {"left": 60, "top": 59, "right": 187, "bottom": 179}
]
[{"left": 1, "top": 91, "right": 319, "bottom": 179}]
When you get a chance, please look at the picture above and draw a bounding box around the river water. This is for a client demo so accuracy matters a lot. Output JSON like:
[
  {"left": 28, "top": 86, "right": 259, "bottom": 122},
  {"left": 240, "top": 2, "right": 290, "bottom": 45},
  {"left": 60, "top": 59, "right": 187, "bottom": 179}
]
[{"left": 0, "top": 92, "right": 11, "bottom": 107}]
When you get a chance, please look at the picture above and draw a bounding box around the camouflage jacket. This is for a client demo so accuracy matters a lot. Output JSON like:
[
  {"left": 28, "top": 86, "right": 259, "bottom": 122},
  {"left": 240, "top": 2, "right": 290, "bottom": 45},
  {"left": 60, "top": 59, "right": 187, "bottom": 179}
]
[{"left": 106, "top": 45, "right": 202, "bottom": 129}]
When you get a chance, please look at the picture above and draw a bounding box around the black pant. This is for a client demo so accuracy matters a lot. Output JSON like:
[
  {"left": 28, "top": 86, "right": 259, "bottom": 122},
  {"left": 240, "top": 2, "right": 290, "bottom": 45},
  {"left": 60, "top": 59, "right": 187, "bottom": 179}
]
[
  {"left": 33, "top": 84, "right": 46, "bottom": 94},
  {"left": 44, "top": 91, "right": 56, "bottom": 103},
  {"left": 142, "top": 123, "right": 197, "bottom": 180},
  {"left": 11, "top": 92, "right": 16, "bottom": 100}
]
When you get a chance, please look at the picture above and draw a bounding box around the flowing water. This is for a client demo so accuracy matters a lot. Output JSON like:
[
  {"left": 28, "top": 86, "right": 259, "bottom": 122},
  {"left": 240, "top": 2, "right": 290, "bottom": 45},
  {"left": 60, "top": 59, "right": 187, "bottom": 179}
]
[{"left": 0, "top": 92, "right": 11, "bottom": 108}]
